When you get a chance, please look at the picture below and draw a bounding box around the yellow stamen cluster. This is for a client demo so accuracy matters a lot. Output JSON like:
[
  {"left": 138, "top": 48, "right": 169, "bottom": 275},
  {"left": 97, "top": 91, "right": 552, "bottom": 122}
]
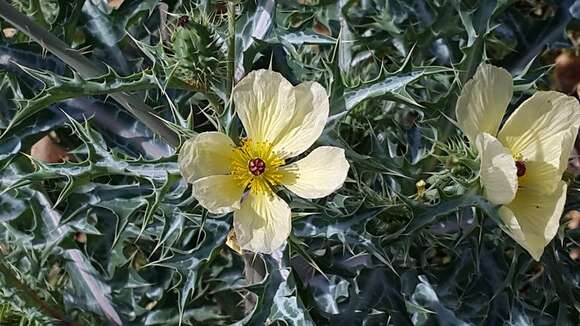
[{"left": 230, "top": 139, "right": 285, "bottom": 194}]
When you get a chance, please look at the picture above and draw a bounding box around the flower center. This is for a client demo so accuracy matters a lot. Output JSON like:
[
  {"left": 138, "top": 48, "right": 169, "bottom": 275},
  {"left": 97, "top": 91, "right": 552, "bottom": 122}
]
[
  {"left": 230, "top": 139, "right": 285, "bottom": 194},
  {"left": 248, "top": 158, "right": 266, "bottom": 176},
  {"left": 515, "top": 160, "right": 526, "bottom": 177}
]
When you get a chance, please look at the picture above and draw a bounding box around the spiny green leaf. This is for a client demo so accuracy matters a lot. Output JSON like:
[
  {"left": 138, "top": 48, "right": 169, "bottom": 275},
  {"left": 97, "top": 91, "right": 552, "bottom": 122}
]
[
  {"left": 336, "top": 66, "right": 452, "bottom": 117},
  {"left": 1, "top": 66, "right": 175, "bottom": 137}
]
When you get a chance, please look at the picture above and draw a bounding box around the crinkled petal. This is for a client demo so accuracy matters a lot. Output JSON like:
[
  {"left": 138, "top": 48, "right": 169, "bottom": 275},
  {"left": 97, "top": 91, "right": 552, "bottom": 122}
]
[
  {"left": 178, "top": 132, "right": 236, "bottom": 183},
  {"left": 498, "top": 181, "right": 567, "bottom": 261},
  {"left": 518, "top": 158, "right": 561, "bottom": 194},
  {"left": 456, "top": 64, "right": 513, "bottom": 143},
  {"left": 280, "top": 146, "right": 349, "bottom": 199},
  {"left": 499, "top": 91, "right": 580, "bottom": 193},
  {"left": 233, "top": 69, "right": 295, "bottom": 143},
  {"left": 233, "top": 192, "right": 291, "bottom": 254},
  {"left": 476, "top": 133, "right": 518, "bottom": 205},
  {"left": 191, "top": 175, "right": 244, "bottom": 214},
  {"left": 271, "top": 82, "right": 329, "bottom": 158}
]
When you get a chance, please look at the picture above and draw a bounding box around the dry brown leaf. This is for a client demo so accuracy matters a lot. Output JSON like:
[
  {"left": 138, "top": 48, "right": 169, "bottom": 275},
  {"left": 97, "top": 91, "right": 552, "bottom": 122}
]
[
  {"left": 313, "top": 22, "right": 331, "bottom": 36},
  {"left": 30, "top": 135, "right": 71, "bottom": 163},
  {"left": 226, "top": 229, "right": 243, "bottom": 255},
  {"left": 2, "top": 28, "right": 17, "bottom": 38},
  {"left": 74, "top": 232, "right": 87, "bottom": 244},
  {"left": 145, "top": 300, "right": 158, "bottom": 311},
  {"left": 570, "top": 248, "right": 580, "bottom": 261},
  {"left": 554, "top": 51, "right": 580, "bottom": 95},
  {"left": 566, "top": 210, "right": 580, "bottom": 230},
  {"left": 108, "top": 0, "right": 125, "bottom": 10}
]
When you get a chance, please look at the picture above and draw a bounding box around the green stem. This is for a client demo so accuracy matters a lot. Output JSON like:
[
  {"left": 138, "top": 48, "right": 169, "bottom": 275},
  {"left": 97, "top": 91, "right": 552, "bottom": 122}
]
[
  {"left": 223, "top": 1, "right": 239, "bottom": 135},
  {"left": 0, "top": 261, "right": 72, "bottom": 325},
  {"left": 0, "top": 0, "right": 180, "bottom": 148},
  {"left": 226, "top": 1, "right": 236, "bottom": 98}
]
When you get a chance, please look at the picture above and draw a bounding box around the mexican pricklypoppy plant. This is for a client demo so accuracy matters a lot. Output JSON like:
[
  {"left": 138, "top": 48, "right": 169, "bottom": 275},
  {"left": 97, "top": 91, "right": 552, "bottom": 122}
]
[
  {"left": 456, "top": 64, "right": 580, "bottom": 260},
  {"left": 179, "top": 70, "right": 349, "bottom": 253}
]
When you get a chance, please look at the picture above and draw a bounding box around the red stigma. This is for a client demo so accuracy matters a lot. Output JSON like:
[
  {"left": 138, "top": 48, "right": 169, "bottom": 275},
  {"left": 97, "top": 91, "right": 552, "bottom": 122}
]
[
  {"left": 249, "top": 158, "right": 266, "bottom": 176},
  {"left": 515, "top": 160, "right": 526, "bottom": 177}
]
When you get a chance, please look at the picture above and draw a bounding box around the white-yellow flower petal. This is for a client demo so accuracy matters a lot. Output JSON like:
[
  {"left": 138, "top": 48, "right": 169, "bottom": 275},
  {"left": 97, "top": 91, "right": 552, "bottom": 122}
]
[
  {"left": 178, "top": 132, "right": 236, "bottom": 183},
  {"left": 280, "top": 146, "right": 349, "bottom": 199},
  {"left": 498, "top": 91, "right": 580, "bottom": 192},
  {"left": 456, "top": 64, "right": 513, "bottom": 143},
  {"left": 498, "top": 181, "right": 567, "bottom": 261},
  {"left": 518, "top": 154, "right": 564, "bottom": 195},
  {"left": 233, "top": 69, "right": 295, "bottom": 143},
  {"left": 233, "top": 192, "right": 291, "bottom": 254},
  {"left": 475, "top": 133, "right": 518, "bottom": 205},
  {"left": 191, "top": 175, "right": 244, "bottom": 214},
  {"left": 271, "top": 82, "right": 329, "bottom": 158}
]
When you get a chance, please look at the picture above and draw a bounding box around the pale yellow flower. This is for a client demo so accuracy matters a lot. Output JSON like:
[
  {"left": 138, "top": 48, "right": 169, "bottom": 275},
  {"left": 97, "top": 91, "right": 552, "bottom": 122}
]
[
  {"left": 456, "top": 64, "right": 580, "bottom": 260},
  {"left": 178, "top": 70, "right": 349, "bottom": 254}
]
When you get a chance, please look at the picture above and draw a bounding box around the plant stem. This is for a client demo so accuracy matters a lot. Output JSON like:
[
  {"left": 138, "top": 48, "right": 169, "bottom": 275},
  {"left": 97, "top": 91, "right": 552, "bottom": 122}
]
[
  {"left": 226, "top": 1, "right": 236, "bottom": 97},
  {"left": 0, "top": 261, "right": 72, "bottom": 325},
  {"left": 0, "top": 0, "right": 180, "bottom": 148}
]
